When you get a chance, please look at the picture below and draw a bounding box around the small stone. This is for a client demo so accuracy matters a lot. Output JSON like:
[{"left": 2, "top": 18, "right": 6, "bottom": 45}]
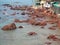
[
  {"left": 39, "top": 21, "right": 47, "bottom": 26},
  {"left": 41, "top": 26, "right": 44, "bottom": 28},
  {"left": 19, "top": 26, "right": 23, "bottom": 28},
  {"left": 27, "top": 32, "right": 37, "bottom": 36},
  {"left": 34, "top": 22, "right": 40, "bottom": 26},
  {"left": 21, "top": 12, "right": 25, "bottom": 15},
  {"left": 14, "top": 19, "right": 22, "bottom": 23},
  {"left": 17, "top": 13, "right": 19, "bottom": 14},
  {"left": 45, "top": 42, "right": 52, "bottom": 45},
  {"left": 47, "top": 35, "right": 58, "bottom": 41},
  {"left": 48, "top": 27, "right": 56, "bottom": 30}
]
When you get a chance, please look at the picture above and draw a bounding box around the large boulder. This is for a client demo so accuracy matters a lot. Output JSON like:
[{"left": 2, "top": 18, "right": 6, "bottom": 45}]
[{"left": 1, "top": 23, "right": 16, "bottom": 31}]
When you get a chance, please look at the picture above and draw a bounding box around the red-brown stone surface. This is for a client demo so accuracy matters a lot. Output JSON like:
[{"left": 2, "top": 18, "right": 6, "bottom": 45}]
[
  {"left": 14, "top": 19, "right": 22, "bottom": 23},
  {"left": 39, "top": 21, "right": 47, "bottom": 26},
  {"left": 27, "top": 32, "right": 37, "bottom": 36},
  {"left": 19, "top": 26, "right": 23, "bottom": 28},
  {"left": 48, "top": 26, "right": 56, "bottom": 30},
  {"left": 47, "top": 35, "right": 60, "bottom": 41},
  {"left": 1, "top": 23, "right": 16, "bottom": 30}
]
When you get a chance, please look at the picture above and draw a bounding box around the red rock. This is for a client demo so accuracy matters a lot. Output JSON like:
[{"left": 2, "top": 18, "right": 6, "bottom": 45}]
[
  {"left": 14, "top": 19, "right": 22, "bottom": 23},
  {"left": 14, "top": 19, "right": 28, "bottom": 23},
  {"left": 47, "top": 18, "right": 58, "bottom": 24},
  {"left": 48, "top": 26, "right": 56, "bottom": 30},
  {"left": 1, "top": 23, "right": 16, "bottom": 31},
  {"left": 27, "top": 32, "right": 37, "bottom": 36},
  {"left": 52, "top": 25, "right": 57, "bottom": 27},
  {"left": 19, "top": 26, "right": 23, "bottom": 28},
  {"left": 26, "top": 7, "right": 33, "bottom": 12},
  {"left": 57, "top": 19, "right": 60, "bottom": 29},
  {"left": 34, "top": 22, "right": 40, "bottom": 26},
  {"left": 41, "top": 26, "right": 44, "bottom": 28},
  {"left": 27, "top": 19, "right": 36, "bottom": 25},
  {"left": 39, "top": 21, "right": 47, "bottom": 26},
  {"left": 47, "top": 35, "right": 60, "bottom": 41},
  {"left": 26, "top": 11, "right": 34, "bottom": 15},
  {"left": 2, "top": 4, "right": 12, "bottom": 7},
  {"left": 45, "top": 42, "right": 52, "bottom": 45},
  {"left": 51, "top": 15, "right": 57, "bottom": 18}
]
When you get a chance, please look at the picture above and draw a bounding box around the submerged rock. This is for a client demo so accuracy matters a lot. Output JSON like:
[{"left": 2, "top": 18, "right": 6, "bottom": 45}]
[
  {"left": 48, "top": 26, "right": 56, "bottom": 30},
  {"left": 27, "top": 19, "right": 36, "bottom": 25},
  {"left": 45, "top": 42, "right": 52, "bottom": 45},
  {"left": 2, "top": 4, "right": 12, "bottom": 7},
  {"left": 14, "top": 19, "right": 28, "bottom": 23},
  {"left": 39, "top": 21, "right": 47, "bottom": 26},
  {"left": 19, "top": 26, "right": 23, "bottom": 28},
  {"left": 41, "top": 26, "right": 44, "bottom": 28},
  {"left": 1, "top": 23, "right": 16, "bottom": 31},
  {"left": 47, "top": 35, "right": 60, "bottom": 41},
  {"left": 14, "top": 19, "right": 22, "bottom": 23},
  {"left": 21, "top": 12, "right": 25, "bottom": 15},
  {"left": 27, "top": 32, "right": 37, "bottom": 36}
]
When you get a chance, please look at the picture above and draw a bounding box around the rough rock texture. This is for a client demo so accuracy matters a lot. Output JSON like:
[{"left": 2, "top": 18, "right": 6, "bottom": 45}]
[
  {"left": 27, "top": 32, "right": 37, "bottom": 36},
  {"left": 1, "top": 23, "right": 16, "bottom": 31},
  {"left": 14, "top": 19, "right": 22, "bottom": 23},
  {"left": 2, "top": 4, "right": 12, "bottom": 7},
  {"left": 39, "top": 21, "right": 47, "bottom": 26},
  {"left": 48, "top": 26, "right": 56, "bottom": 30},
  {"left": 21, "top": 12, "right": 25, "bottom": 15},
  {"left": 47, "top": 35, "right": 60, "bottom": 41},
  {"left": 19, "top": 26, "right": 23, "bottom": 28}
]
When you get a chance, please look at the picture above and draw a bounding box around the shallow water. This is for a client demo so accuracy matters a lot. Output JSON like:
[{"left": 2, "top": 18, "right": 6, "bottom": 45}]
[
  {"left": 0, "top": 1, "right": 60, "bottom": 45},
  {"left": 0, "top": 0, "right": 33, "bottom": 6}
]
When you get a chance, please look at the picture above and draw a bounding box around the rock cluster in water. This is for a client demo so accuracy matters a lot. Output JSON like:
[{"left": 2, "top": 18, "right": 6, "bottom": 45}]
[{"left": 2, "top": 4, "right": 60, "bottom": 30}]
